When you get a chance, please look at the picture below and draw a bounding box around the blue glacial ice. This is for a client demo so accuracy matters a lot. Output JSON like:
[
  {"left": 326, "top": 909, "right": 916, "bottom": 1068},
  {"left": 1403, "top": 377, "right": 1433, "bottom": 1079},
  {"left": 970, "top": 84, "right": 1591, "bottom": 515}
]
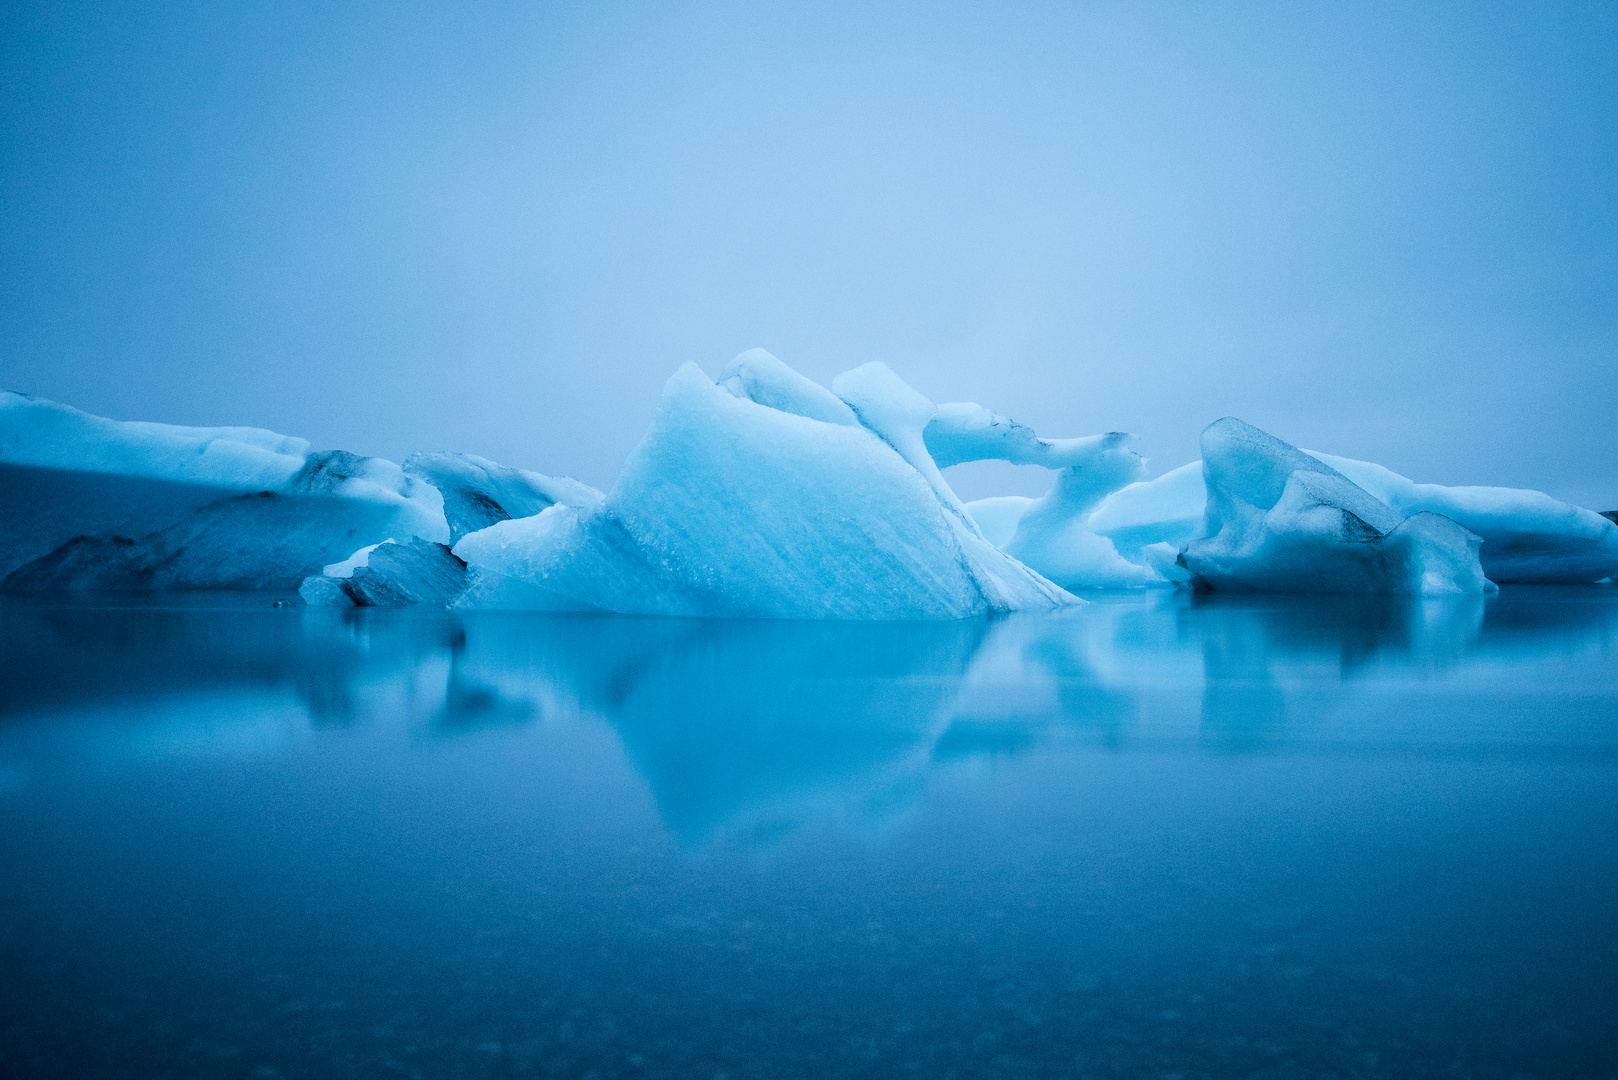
[
  {"left": 987, "top": 437, "right": 1166, "bottom": 589},
  {"left": 1181, "top": 418, "right": 1493, "bottom": 595},
  {"left": 1087, "top": 460, "right": 1209, "bottom": 567},
  {"left": 454, "top": 358, "right": 1076, "bottom": 618},
  {"left": 403, "top": 451, "right": 603, "bottom": 544},
  {"left": 919, "top": 398, "right": 1160, "bottom": 589},
  {"left": 1306, "top": 452, "right": 1618, "bottom": 583},
  {"left": 299, "top": 451, "right": 601, "bottom": 606},
  {"left": 299, "top": 537, "right": 470, "bottom": 607},
  {"left": 1080, "top": 438, "right": 1618, "bottom": 587},
  {"left": 0, "top": 391, "right": 448, "bottom": 590},
  {"left": 5, "top": 355, "right": 1614, "bottom": 609}
]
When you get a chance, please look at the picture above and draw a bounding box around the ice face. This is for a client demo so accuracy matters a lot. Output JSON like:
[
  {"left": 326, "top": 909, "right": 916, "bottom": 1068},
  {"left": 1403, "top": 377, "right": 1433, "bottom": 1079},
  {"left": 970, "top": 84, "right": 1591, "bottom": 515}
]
[
  {"left": 1305, "top": 452, "right": 1618, "bottom": 583},
  {"left": 0, "top": 391, "right": 447, "bottom": 589},
  {"left": 1182, "top": 418, "right": 1493, "bottom": 595},
  {"left": 830, "top": 361, "right": 982, "bottom": 536},
  {"left": 403, "top": 450, "right": 602, "bottom": 545},
  {"left": 964, "top": 496, "right": 1034, "bottom": 549},
  {"left": 299, "top": 538, "right": 468, "bottom": 607},
  {"left": 455, "top": 362, "right": 1075, "bottom": 618}
]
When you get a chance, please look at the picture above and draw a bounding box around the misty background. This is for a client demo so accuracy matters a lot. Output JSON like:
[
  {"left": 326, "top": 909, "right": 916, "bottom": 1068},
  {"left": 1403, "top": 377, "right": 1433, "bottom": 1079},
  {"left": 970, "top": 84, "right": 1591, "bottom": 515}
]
[{"left": 3, "top": 1, "right": 1614, "bottom": 506}]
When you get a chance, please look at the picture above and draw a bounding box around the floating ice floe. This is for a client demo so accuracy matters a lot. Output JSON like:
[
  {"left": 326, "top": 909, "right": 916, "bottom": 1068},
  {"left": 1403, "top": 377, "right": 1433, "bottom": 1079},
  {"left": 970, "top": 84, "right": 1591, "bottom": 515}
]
[
  {"left": 454, "top": 357, "right": 1078, "bottom": 618},
  {"left": 1180, "top": 418, "right": 1493, "bottom": 595},
  {"left": 0, "top": 391, "right": 448, "bottom": 590},
  {"left": 1079, "top": 441, "right": 1618, "bottom": 587}
]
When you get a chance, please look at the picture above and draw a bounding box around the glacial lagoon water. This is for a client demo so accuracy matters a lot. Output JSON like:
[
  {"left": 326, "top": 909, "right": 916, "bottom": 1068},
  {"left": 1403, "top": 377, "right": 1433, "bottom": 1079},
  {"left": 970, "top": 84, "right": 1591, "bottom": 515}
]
[{"left": 2, "top": 587, "right": 1616, "bottom": 1079}]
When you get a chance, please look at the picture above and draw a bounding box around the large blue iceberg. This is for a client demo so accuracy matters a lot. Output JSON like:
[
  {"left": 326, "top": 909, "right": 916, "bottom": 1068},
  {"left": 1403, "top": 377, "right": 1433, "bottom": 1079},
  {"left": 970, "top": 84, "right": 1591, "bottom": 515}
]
[{"left": 453, "top": 359, "right": 1075, "bottom": 618}]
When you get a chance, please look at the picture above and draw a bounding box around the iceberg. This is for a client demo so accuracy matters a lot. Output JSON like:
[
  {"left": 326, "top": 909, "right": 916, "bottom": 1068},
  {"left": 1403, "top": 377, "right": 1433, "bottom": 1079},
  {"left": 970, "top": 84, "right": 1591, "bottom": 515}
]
[
  {"left": 9, "top": 356, "right": 1604, "bottom": 605},
  {"left": 455, "top": 358, "right": 1075, "bottom": 618},
  {"left": 1086, "top": 453, "right": 1618, "bottom": 585},
  {"left": 1181, "top": 418, "right": 1492, "bottom": 595},
  {"left": 0, "top": 392, "right": 447, "bottom": 591}
]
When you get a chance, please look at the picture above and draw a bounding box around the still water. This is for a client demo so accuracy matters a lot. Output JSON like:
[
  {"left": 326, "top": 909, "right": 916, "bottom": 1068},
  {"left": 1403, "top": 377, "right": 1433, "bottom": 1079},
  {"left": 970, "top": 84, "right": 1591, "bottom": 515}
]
[{"left": 2, "top": 587, "right": 1616, "bottom": 1079}]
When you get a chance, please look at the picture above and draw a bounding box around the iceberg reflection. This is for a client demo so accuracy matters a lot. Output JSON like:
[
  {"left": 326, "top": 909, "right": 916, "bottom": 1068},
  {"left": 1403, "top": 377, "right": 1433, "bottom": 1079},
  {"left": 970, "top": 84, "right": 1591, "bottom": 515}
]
[{"left": 3, "top": 586, "right": 1616, "bottom": 843}]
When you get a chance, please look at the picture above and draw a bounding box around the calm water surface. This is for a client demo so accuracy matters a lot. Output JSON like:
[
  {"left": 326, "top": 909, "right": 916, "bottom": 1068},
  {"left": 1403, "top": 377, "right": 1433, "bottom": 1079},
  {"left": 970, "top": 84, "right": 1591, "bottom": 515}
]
[{"left": 2, "top": 587, "right": 1616, "bottom": 1079}]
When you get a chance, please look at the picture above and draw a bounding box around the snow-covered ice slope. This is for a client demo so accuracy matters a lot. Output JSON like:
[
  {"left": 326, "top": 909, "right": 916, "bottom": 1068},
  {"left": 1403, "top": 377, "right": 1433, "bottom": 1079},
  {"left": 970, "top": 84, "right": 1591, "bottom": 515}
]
[
  {"left": 1182, "top": 418, "right": 1492, "bottom": 595},
  {"left": 455, "top": 360, "right": 1075, "bottom": 618},
  {"left": 0, "top": 391, "right": 447, "bottom": 590}
]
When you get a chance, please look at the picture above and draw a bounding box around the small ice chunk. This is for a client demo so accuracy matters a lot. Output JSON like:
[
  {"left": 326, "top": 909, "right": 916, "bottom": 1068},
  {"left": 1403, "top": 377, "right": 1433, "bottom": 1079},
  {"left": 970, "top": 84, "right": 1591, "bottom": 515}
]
[
  {"left": 1139, "top": 542, "right": 1193, "bottom": 583},
  {"left": 297, "top": 573, "right": 353, "bottom": 607},
  {"left": 300, "top": 538, "right": 468, "bottom": 607}
]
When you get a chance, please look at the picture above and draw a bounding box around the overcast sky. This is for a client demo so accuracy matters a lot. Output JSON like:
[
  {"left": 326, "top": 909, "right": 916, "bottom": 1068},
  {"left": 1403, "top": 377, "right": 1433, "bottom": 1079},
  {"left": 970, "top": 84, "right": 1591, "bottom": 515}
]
[{"left": 3, "top": 1, "right": 1614, "bottom": 506}]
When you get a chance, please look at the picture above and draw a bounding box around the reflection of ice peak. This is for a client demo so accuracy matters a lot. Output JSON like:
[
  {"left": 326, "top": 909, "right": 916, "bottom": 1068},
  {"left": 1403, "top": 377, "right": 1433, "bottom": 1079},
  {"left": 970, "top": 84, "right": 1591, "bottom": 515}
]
[{"left": 584, "top": 618, "right": 987, "bottom": 845}]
